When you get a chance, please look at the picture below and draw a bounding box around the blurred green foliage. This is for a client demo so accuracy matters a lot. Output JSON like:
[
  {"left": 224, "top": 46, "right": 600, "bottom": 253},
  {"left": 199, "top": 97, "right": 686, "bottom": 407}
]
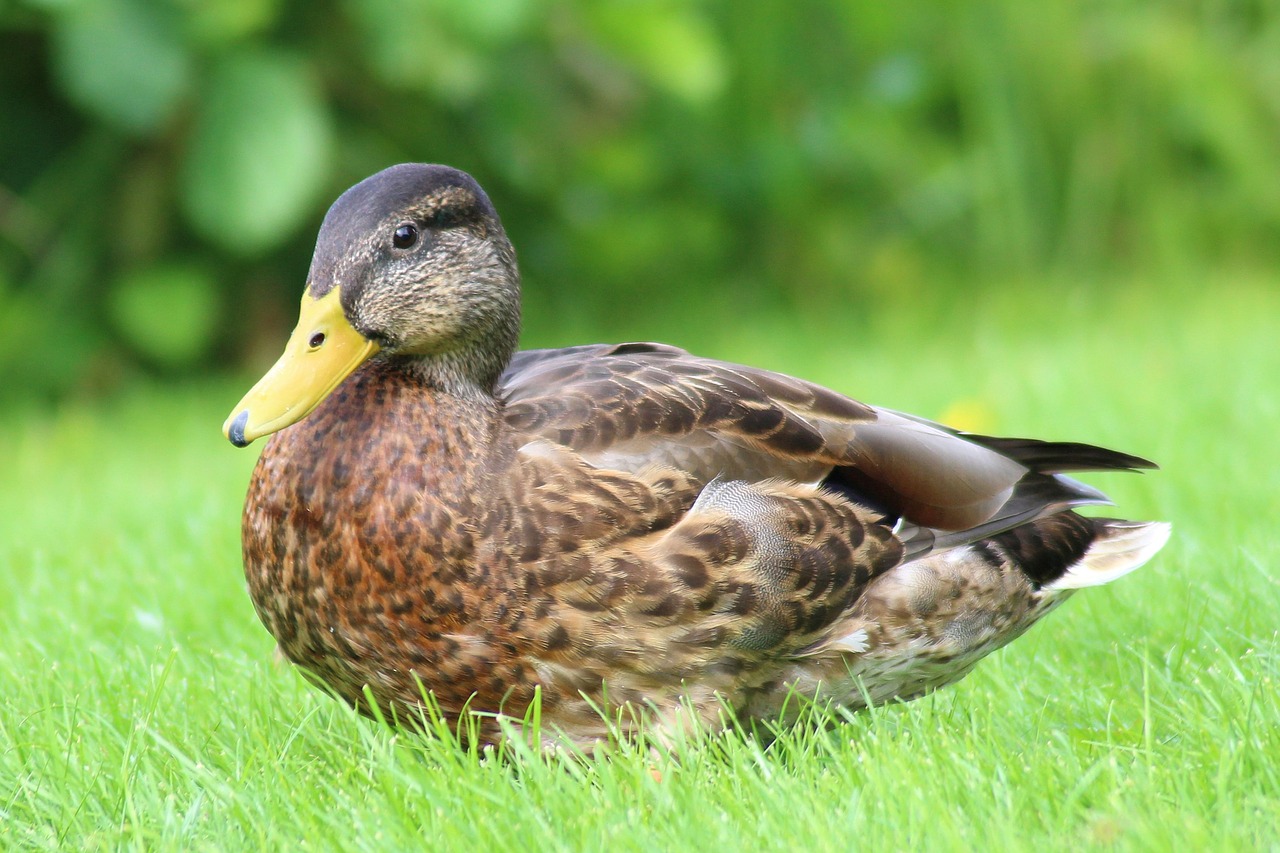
[{"left": 1, "top": 0, "right": 1278, "bottom": 395}]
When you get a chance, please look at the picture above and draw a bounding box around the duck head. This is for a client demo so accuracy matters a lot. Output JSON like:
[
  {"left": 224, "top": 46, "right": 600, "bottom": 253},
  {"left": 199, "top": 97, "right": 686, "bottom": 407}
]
[{"left": 223, "top": 164, "right": 520, "bottom": 447}]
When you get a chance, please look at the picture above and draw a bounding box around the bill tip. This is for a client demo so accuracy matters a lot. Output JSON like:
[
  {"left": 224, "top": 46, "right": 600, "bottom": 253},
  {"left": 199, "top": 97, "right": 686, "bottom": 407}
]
[{"left": 227, "top": 410, "right": 251, "bottom": 447}]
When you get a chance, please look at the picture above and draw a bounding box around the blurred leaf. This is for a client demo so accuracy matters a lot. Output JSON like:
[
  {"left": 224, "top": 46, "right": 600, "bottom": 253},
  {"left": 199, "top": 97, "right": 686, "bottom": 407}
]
[
  {"left": 108, "top": 263, "right": 220, "bottom": 367},
  {"left": 114, "top": 152, "right": 171, "bottom": 262},
  {"left": 50, "top": 0, "right": 191, "bottom": 133},
  {"left": 587, "top": 2, "right": 727, "bottom": 103},
  {"left": 435, "top": 0, "right": 538, "bottom": 43},
  {"left": 0, "top": 276, "right": 98, "bottom": 397},
  {"left": 579, "top": 136, "right": 660, "bottom": 192},
  {"left": 181, "top": 50, "right": 333, "bottom": 254},
  {"left": 344, "top": 0, "right": 488, "bottom": 102},
  {"left": 180, "top": 0, "right": 280, "bottom": 45},
  {"left": 18, "top": 0, "right": 80, "bottom": 10},
  {"left": 868, "top": 54, "right": 926, "bottom": 105}
]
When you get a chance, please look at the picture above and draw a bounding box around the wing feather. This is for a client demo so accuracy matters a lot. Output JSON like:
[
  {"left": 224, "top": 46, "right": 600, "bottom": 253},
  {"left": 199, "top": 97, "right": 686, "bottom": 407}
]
[{"left": 497, "top": 342, "right": 1149, "bottom": 540}]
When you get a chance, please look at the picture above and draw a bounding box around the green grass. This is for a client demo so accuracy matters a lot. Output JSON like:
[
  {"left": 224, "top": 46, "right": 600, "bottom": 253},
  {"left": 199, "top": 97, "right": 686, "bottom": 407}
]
[{"left": 3, "top": 278, "right": 1278, "bottom": 851}]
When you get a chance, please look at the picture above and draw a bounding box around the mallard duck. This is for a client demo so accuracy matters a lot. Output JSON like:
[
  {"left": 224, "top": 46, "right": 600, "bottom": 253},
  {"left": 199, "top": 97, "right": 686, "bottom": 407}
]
[{"left": 224, "top": 164, "right": 1169, "bottom": 746}]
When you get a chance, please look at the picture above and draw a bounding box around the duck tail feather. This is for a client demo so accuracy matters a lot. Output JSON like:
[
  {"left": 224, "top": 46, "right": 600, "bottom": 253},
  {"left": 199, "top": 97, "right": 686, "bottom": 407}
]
[
  {"left": 961, "top": 435, "right": 1157, "bottom": 473},
  {"left": 1046, "top": 519, "right": 1171, "bottom": 591}
]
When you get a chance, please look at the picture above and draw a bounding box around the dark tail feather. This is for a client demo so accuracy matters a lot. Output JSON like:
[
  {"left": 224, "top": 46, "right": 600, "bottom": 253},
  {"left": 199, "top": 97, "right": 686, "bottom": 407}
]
[
  {"left": 959, "top": 435, "right": 1157, "bottom": 474},
  {"left": 879, "top": 409, "right": 1156, "bottom": 474}
]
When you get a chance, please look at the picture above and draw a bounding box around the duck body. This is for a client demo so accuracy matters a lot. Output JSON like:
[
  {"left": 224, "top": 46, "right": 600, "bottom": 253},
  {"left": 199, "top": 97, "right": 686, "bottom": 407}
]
[{"left": 229, "top": 164, "right": 1168, "bottom": 746}]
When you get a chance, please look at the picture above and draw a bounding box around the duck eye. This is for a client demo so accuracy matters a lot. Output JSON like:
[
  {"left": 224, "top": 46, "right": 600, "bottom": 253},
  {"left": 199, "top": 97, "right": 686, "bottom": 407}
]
[
  {"left": 309, "top": 332, "right": 326, "bottom": 348},
  {"left": 392, "top": 223, "right": 418, "bottom": 249}
]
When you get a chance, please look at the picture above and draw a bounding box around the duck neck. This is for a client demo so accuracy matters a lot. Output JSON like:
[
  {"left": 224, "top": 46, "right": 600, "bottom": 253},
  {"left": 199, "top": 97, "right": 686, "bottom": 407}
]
[
  {"left": 385, "top": 345, "right": 511, "bottom": 401},
  {"left": 388, "top": 278, "right": 521, "bottom": 398}
]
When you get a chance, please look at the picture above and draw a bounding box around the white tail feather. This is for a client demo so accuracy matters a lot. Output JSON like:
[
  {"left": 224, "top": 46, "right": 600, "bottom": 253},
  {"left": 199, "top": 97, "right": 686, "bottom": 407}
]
[{"left": 1047, "top": 520, "right": 1171, "bottom": 591}]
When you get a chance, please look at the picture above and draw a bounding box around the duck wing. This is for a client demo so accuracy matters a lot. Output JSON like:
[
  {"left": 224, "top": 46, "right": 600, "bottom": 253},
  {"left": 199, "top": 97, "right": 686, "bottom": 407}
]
[{"left": 498, "top": 342, "right": 1154, "bottom": 544}]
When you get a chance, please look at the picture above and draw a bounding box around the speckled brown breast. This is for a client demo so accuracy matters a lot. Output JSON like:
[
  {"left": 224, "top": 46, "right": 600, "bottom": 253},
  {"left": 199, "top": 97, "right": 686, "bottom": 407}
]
[{"left": 243, "top": 361, "right": 545, "bottom": 726}]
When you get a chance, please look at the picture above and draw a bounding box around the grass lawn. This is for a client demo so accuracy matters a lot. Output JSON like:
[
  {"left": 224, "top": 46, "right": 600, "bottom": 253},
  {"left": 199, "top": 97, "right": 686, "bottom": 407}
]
[{"left": 2, "top": 277, "right": 1277, "bottom": 850}]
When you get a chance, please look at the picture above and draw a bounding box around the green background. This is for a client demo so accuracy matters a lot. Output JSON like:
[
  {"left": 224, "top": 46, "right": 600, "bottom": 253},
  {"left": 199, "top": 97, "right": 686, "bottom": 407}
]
[{"left": 2, "top": 0, "right": 1277, "bottom": 394}]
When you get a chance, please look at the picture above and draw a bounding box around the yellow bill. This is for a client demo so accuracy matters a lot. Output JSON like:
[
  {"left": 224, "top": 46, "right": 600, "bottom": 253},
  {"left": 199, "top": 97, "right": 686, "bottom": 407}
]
[{"left": 223, "top": 288, "right": 379, "bottom": 447}]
